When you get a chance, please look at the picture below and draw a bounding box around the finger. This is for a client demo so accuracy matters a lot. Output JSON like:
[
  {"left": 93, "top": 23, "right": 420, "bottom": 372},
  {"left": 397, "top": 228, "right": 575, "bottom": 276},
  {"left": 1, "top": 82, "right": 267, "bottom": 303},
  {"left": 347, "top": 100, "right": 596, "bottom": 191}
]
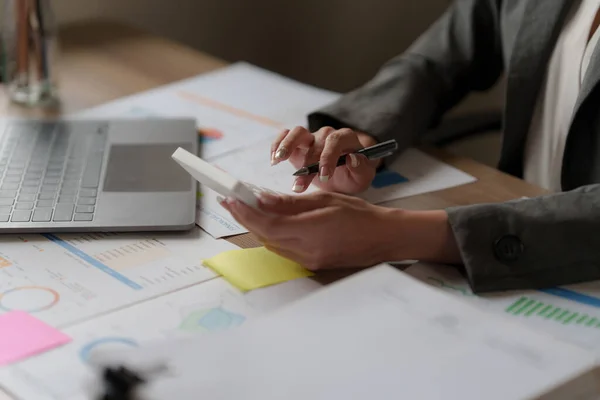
[
  {"left": 226, "top": 198, "right": 285, "bottom": 239},
  {"left": 290, "top": 127, "right": 333, "bottom": 192},
  {"left": 346, "top": 153, "right": 375, "bottom": 178},
  {"left": 270, "top": 129, "right": 290, "bottom": 165},
  {"left": 319, "top": 128, "right": 363, "bottom": 182},
  {"left": 291, "top": 174, "right": 315, "bottom": 193},
  {"left": 257, "top": 192, "right": 334, "bottom": 215},
  {"left": 272, "top": 126, "right": 315, "bottom": 165},
  {"left": 264, "top": 243, "right": 305, "bottom": 264}
]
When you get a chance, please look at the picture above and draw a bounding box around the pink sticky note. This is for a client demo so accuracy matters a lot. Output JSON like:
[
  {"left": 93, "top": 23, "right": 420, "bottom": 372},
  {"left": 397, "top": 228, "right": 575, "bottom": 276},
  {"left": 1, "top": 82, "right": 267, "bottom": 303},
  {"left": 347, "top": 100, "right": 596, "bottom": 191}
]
[{"left": 0, "top": 311, "right": 71, "bottom": 366}]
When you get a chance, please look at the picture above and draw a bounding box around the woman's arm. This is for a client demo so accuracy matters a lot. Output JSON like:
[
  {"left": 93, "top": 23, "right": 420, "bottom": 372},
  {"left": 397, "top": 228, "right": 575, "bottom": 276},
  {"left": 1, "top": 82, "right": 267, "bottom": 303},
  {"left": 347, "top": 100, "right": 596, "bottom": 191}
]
[
  {"left": 307, "top": 0, "right": 504, "bottom": 159},
  {"left": 389, "top": 185, "right": 600, "bottom": 293}
]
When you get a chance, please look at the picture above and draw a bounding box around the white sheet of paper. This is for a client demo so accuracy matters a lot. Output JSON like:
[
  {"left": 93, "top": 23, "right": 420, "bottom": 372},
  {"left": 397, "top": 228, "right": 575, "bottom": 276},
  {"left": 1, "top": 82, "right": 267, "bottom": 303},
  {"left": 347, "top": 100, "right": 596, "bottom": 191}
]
[
  {"left": 0, "top": 277, "right": 321, "bottom": 400},
  {"left": 405, "top": 263, "right": 600, "bottom": 354},
  {"left": 0, "top": 227, "right": 237, "bottom": 328},
  {"left": 75, "top": 62, "right": 339, "bottom": 161},
  {"left": 358, "top": 148, "right": 477, "bottom": 204},
  {"left": 92, "top": 265, "right": 595, "bottom": 400}
]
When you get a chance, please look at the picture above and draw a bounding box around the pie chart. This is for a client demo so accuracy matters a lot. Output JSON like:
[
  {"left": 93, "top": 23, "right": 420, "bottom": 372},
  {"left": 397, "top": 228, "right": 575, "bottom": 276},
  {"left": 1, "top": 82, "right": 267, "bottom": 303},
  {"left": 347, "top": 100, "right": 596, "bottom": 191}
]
[
  {"left": 79, "top": 337, "right": 139, "bottom": 363},
  {"left": 0, "top": 286, "right": 60, "bottom": 313}
]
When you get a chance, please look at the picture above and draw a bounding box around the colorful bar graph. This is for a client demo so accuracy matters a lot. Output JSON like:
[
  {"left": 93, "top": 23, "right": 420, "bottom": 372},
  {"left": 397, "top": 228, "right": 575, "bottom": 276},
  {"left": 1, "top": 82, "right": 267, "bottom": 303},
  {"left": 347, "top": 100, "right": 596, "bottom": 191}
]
[{"left": 504, "top": 296, "right": 600, "bottom": 328}]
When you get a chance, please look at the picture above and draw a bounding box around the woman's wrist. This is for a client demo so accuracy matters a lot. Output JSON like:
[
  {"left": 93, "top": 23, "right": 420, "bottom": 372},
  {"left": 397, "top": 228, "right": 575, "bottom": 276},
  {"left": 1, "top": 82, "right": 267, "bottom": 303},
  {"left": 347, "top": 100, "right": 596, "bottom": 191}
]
[{"left": 377, "top": 207, "right": 462, "bottom": 264}]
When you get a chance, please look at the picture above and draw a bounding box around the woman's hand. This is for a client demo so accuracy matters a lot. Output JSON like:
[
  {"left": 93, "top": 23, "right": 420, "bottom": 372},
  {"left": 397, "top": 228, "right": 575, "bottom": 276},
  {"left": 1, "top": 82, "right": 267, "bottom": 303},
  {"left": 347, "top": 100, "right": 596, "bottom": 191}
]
[
  {"left": 270, "top": 126, "right": 380, "bottom": 194},
  {"left": 219, "top": 192, "right": 462, "bottom": 271}
]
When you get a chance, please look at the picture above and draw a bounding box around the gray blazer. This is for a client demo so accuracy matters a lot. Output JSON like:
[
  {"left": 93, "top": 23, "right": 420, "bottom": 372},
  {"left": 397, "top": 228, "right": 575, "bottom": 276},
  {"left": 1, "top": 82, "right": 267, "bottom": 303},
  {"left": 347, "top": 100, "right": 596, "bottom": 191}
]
[{"left": 307, "top": 0, "right": 600, "bottom": 293}]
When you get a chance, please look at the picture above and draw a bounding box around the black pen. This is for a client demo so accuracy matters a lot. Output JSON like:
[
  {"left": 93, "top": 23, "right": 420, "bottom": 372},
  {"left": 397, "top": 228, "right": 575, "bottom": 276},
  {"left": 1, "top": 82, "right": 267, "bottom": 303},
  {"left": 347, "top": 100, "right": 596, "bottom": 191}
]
[{"left": 293, "top": 139, "right": 398, "bottom": 176}]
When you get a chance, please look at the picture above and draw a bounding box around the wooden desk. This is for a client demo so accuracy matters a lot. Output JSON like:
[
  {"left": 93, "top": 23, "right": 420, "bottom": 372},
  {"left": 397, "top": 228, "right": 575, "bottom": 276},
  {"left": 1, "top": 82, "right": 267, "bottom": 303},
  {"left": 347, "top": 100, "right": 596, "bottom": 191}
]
[{"left": 0, "top": 19, "right": 546, "bottom": 261}]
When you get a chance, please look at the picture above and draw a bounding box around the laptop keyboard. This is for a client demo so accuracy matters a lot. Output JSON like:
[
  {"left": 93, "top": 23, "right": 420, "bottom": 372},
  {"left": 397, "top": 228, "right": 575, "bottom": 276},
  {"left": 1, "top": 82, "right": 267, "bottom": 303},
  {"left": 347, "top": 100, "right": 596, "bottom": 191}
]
[{"left": 0, "top": 122, "right": 107, "bottom": 223}]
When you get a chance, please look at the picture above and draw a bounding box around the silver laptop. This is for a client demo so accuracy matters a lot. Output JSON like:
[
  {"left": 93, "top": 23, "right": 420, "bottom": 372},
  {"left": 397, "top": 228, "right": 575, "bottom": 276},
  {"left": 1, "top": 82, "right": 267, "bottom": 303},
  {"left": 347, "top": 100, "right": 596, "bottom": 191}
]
[{"left": 0, "top": 118, "right": 198, "bottom": 233}]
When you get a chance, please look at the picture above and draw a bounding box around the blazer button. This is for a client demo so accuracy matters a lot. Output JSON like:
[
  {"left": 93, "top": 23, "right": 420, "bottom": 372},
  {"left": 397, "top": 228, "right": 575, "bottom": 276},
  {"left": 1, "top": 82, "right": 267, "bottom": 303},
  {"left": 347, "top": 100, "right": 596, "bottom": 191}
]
[{"left": 494, "top": 235, "right": 524, "bottom": 263}]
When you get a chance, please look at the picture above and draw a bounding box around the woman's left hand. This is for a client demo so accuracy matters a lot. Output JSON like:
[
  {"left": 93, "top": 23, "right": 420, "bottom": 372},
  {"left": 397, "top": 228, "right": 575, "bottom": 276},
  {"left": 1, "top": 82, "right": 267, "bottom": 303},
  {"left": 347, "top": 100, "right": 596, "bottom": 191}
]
[{"left": 219, "top": 191, "right": 461, "bottom": 270}]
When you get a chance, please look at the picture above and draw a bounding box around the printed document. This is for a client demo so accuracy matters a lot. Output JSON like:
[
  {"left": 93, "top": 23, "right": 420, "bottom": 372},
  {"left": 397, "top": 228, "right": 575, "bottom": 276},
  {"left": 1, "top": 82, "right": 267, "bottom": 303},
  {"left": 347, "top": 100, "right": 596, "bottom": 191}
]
[
  {"left": 0, "top": 277, "right": 321, "bottom": 400},
  {"left": 406, "top": 263, "right": 600, "bottom": 354},
  {"left": 0, "top": 227, "right": 237, "bottom": 328},
  {"left": 91, "top": 265, "right": 597, "bottom": 400}
]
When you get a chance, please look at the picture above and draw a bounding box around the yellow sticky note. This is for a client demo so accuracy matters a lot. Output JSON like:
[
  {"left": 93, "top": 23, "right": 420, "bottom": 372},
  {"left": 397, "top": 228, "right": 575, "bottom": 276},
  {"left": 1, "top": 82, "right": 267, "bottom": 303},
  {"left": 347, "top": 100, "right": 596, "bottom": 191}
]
[{"left": 203, "top": 247, "right": 313, "bottom": 291}]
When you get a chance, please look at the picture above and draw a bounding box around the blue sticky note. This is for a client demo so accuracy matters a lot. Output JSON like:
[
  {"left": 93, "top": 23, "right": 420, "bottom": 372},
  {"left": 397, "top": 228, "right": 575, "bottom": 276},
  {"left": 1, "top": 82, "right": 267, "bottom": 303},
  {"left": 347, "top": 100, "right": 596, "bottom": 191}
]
[{"left": 371, "top": 168, "right": 408, "bottom": 188}]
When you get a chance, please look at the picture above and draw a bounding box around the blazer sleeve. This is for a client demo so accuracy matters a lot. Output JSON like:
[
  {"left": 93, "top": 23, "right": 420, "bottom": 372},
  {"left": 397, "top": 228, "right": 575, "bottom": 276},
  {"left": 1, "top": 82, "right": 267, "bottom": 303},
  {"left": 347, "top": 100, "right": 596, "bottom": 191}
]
[
  {"left": 446, "top": 185, "right": 600, "bottom": 293},
  {"left": 307, "top": 0, "right": 504, "bottom": 158}
]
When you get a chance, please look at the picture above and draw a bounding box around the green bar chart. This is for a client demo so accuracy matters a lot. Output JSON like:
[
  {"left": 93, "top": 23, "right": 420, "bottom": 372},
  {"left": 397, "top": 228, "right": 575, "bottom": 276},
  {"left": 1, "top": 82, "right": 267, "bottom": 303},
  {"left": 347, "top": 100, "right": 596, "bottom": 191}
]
[{"left": 505, "top": 296, "right": 600, "bottom": 327}]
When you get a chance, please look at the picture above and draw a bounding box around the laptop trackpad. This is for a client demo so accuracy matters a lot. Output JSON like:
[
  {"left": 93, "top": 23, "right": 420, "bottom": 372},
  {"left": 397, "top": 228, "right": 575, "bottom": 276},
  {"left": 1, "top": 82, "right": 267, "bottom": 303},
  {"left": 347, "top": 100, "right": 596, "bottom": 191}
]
[{"left": 103, "top": 144, "right": 192, "bottom": 192}]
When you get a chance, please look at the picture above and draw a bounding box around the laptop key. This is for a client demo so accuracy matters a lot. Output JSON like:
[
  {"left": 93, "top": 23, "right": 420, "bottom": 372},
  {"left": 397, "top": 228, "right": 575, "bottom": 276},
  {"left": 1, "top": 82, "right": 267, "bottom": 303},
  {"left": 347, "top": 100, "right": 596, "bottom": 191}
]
[
  {"left": 15, "top": 202, "right": 34, "bottom": 210},
  {"left": 0, "top": 190, "right": 17, "bottom": 198},
  {"left": 18, "top": 194, "right": 36, "bottom": 202},
  {"left": 11, "top": 210, "right": 31, "bottom": 222},
  {"left": 79, "top": 189, "right": 97, "bottom": 197},
  {"left": 22, "top": 180, "right": 40, "bottom": 187},
  {"left": 58, "top": 196, "right": 75, "bottom": 204},
  {"left": 43, "top": 178, "right": 60, "bottom": 185},
  {"left": 41, "top": 185, "right": 58, "bottom": 193},
  {"left": 75, "top": 205, "right": 94, "bottom": 213},
  {"left": 0, "top": 215, "right": 9, "bottom": 222},
  {"left": 20, "top": 187, "right": 37, "bottom": 194},
  {"left": 59, "top": 188, "right": 78, "bottom": 195},
  {"left": 0, "top": 183, "right": 19, "bottom": 190},
  {"left": 53, "top": 204, "right": 74, "bottom": 222},
  {"left": 74, "top": 213, "right": 93, "bottom": 222},
  {"left": 36, "top": 199, "right": 54, "bottom": 207},
  {"left": 0, "top": 198, "right": 13, "bottom": 206},
  {"left": 77, "top": 197, "right": 96, "bottom": 205},
  {"left": 38, "top": 193, "right": 56, "bottom": 200},
  {"left": 62, "top": 180, "right": 79, "bottom": 188},
  {"left": 32, "top": 208, "right": 53, "bottom": 222},
  {"left": 0, "top": 206, "right": 11, "bottom": 214}
]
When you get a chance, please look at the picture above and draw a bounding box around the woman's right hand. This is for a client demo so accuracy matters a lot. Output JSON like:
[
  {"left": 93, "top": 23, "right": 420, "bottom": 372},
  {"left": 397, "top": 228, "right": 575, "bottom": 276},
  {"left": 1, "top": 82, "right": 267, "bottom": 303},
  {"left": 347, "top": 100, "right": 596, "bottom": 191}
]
[{"left": 270, "top": 126, "right": 380, "bottom": 194}]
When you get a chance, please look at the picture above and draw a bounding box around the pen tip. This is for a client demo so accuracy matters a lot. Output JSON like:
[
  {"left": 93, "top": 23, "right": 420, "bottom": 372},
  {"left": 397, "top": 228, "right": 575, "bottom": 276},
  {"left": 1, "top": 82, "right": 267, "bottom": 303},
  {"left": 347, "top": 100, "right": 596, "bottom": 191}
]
[{"left": 293, "top": 168, "right": 307, "bottom": 177}]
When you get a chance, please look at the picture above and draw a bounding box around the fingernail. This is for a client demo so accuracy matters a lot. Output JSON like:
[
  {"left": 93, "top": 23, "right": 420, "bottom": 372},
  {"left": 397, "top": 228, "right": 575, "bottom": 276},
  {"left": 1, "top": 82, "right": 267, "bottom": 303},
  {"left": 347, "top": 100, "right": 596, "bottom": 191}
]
[
  {"left": 319, "top": 167, "right": 329, "bottom": 182},
  {"left": 217, "top": 196, "right": 225, "bottom": 204},
  {"left": 275, "top": 147, "right": 287, "bottom": 160},
  {"left": 225, "top": 197, "right": 237, "bottom": 205},
  {"left": 349, "top": 154, "right": 359, "bottom": 168},
  {"left": 270, "top": 152, "right": 277, "bottom": 165},
  {"left": 292, "top": 180, "right": 304, "bottom": 192}
]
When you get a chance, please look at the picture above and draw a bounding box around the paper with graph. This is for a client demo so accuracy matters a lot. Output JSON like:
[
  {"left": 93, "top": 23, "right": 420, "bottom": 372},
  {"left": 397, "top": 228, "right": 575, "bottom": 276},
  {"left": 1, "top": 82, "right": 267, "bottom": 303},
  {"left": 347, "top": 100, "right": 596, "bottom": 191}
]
[
  {"left": 0, "top": 228, "right": 237, "bottom": 327},
  {"left": 0, "top": 277, "right": 321, "bottom": 400},
  {"left": 405, "top": 263, "right": 600, "bottom": 353},
  {"left": 89, "top": 265, "right": 597, "bottom": 400}
]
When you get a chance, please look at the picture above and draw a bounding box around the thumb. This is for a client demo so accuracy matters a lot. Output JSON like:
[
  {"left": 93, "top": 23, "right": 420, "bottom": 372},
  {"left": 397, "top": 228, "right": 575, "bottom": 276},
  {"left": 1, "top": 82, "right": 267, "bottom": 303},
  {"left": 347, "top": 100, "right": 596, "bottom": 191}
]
[{"left": 257, "top": 192, "right": 333, "bottom": 215}]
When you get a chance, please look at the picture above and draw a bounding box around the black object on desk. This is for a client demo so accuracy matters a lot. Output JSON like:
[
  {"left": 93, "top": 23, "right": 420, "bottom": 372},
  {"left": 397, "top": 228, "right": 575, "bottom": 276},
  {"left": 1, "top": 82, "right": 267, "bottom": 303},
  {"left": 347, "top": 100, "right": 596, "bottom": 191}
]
[
  {"left": 97, "top": 366, "right": 146, "bottom": 400},
  {"left": 292, "top": 139, "right": 398, "bottom": 176}
]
